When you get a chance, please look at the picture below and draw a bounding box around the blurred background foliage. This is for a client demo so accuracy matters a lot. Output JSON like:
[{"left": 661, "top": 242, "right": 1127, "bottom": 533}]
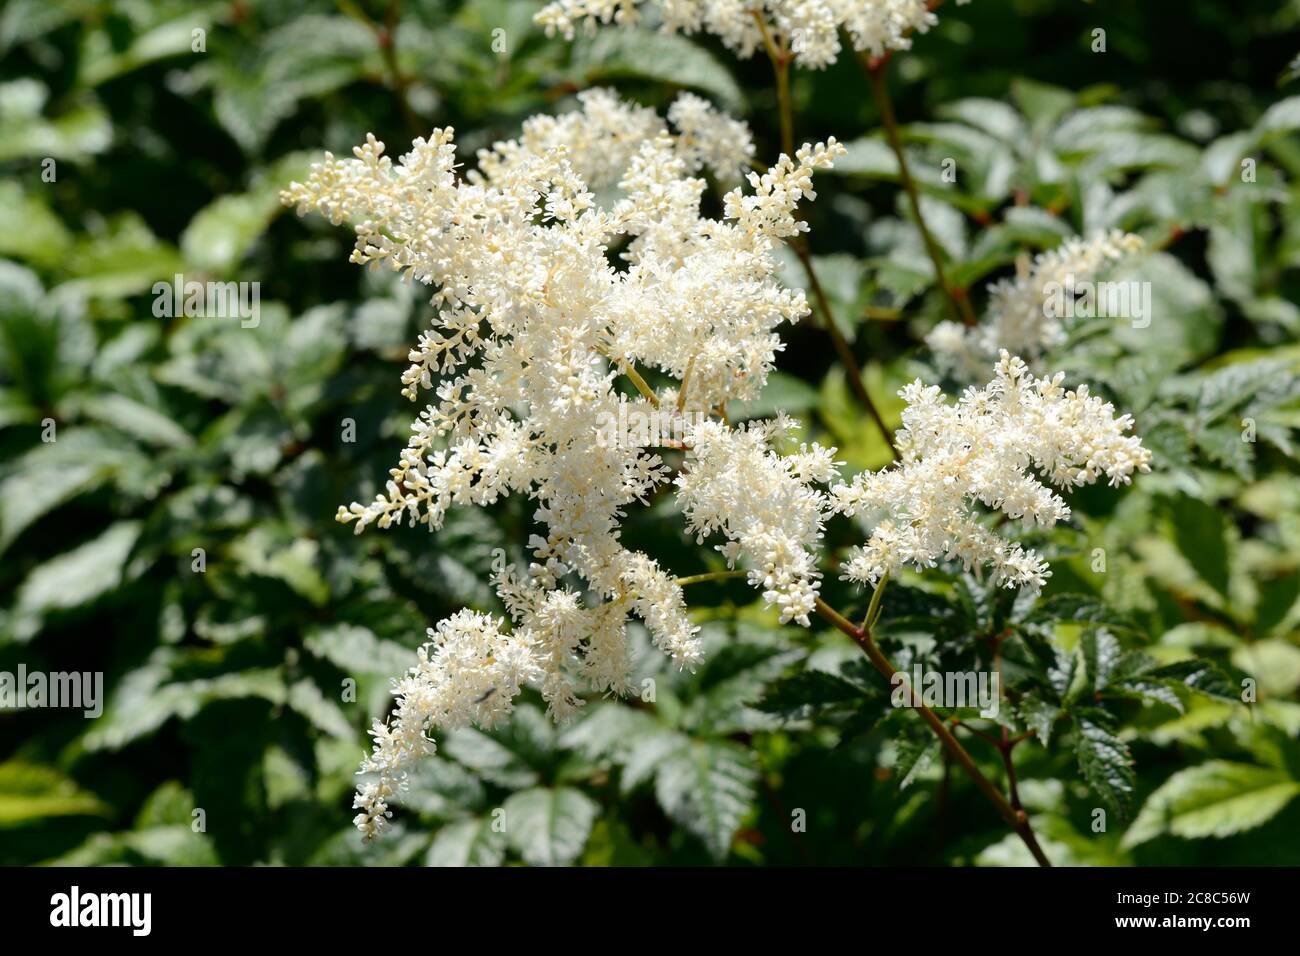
[{"left": 2, "top": 0, "right": 1300, "bottom": 866}]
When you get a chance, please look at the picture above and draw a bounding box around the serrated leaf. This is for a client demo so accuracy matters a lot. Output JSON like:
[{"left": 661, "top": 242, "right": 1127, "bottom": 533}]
[
  {"left": 441, "top": 727, "right": 540, "bottom": 791},
  {"left": 1016, "top": 689, "right": 1059, "bottom": 746},
  {"left": 653, "top": 739, "right": 757, "bottom": 862},
  {"left": 1122, "top": 761, "right": 1300, "bottom": 849},
  {"left": 893, "top": 733, "right": 939, "bottom": 790},
  {"left": 559, "top": 702, "right": 661, "bottom": 761},
  {"left": 287, "top": 679, "right": 356, "bottom": 741},
  {"left": 426, "top": 816, "right": 507, "bottom": 867},
  {"left": 1027, "top": 593, "right": 1139, "bottom": 635},
  {"left": 0, "top": 762, "right": 110, "bottom": 826},
  {"left": 1080, "top": 628, "right": 1123, "bottom": 694},
  {"left": 1145, "top": 658, "right": 1238, "bottom": 702},
  {"left": 1074, "top": 713, "right": 1135, "bottom": 819},
  {"left": 304, "top": 624, "right": 414, "bottom": 677},
  {"left": 574, "top": 31, "right": 743, "bottom": 112},
  {"left": 501, "top": 786, "right": 597, "bottom": 867},
  {"left": 1162, "top": 494, "right": 1232, "bottom": 598},
  {"left": 12, "top": 521, "right": 141, "bottom": 637},
  {"left": 756, "top": 670, "right": 866, "bottom": 719}
]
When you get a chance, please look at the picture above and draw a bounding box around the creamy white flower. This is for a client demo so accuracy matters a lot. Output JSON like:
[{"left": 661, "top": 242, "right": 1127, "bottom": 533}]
[
  {"left": 928, "top": 230, "right": 1144, "bottom": 380},
  {"left": 831, "top": 351, "right": 1152, "bottom": 591},
  {"left": 282, "top": 98, "right": 844, "bottom": 838},
  {"left": 353, "top": 609, "right": 540, "bottom": 840},
  {"left": 474, "top": 87, "right": 754, "bottom": 188},
  {"left": 676, "top": 417, "right": 838, "bottom": 626},
  {"left": 536, "top": 0, "right": 970, "bottom": 69}
]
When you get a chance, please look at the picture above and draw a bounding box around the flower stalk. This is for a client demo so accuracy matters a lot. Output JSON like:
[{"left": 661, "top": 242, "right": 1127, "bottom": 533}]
[
  {"left": 860, "top": 51, "right": 979, "bottom": 328},
  {"left": 814, "top": 596, "right": 1053, "bottom": 866},
  {"left": 754, "top": 13, "right": 898, "bottom": 459}
]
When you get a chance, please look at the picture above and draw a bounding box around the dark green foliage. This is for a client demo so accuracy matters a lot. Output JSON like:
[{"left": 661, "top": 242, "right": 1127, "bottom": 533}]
[{"left": 1, "top": 0, "right": 1298, "bottom": 866}]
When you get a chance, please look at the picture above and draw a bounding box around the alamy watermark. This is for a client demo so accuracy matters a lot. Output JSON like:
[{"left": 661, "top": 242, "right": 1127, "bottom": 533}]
[
  {"left": 1043, "top": 274, "right": 1152, "bottom": 329},
  {"left": 0, "top": 665, "right": 102, "bottom": 718},
  {"left": 152, "top": 273, "right": 260, "bottom": 328},
  {"left": 50, "top": 886, "right": 151, "bottom": 936},
  {"left": 594, "top": 406, "right": 707, "bottom": 448},
  {"left": 891, "top": 666, "right": 1000, "bottom": 719}
]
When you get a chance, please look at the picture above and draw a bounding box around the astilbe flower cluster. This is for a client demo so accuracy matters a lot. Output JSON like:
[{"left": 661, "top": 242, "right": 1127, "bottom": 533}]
[
  {"left": 536, "top": 0, "right": 971, "bottom": 69},
  {"left": 281, "top": 92, "right": 845, "bottom": 838},
  {"left": 927, "top": 230, "right": 1145, "bottom": 380},
  {"left": 677, "top": 417, "right": 839, "bottom": 627},
  {"left": 832, "top": 351, "right": 1153, "bottom": 591},
  {"left": 285, "top": 90, "right": 1151, "bottom": 841}
]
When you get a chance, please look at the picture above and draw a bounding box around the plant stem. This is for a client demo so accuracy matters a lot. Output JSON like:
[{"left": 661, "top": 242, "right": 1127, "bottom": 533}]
[
  {"left": 753, "top": 13, "right": 898, "bottom": 459},
  {"left": 1000, "top": 726, "right": 1024, "bottom": 812},
  {"left": 861, "top": 572, "right": 889, "bottom": 631},
  {"left": 792, "top": 242, "right": 898, "bottom": 459},
  {"left": 598, "top": 348, "right": 660, "bottom": 407},
  {"left": 339, "top": 0, "right": 423, "bottom": 138},
  {"left": 676, "top": 355, "right": 696, "bottom": 413},
  {"left": 860, "top": 52, "right": 978, "bottom": 328},
  {"left": 751, "top": 12, "right": 793, "bottom": 157},
  {"left": 813, "top": 596, "right": 1052, "bottom": 866},
  {"left": 675, "top": 570, "right": 748, "bottom": 587},
  {"left": 623, "top": 363, "right": 659, "bottom": 407}
]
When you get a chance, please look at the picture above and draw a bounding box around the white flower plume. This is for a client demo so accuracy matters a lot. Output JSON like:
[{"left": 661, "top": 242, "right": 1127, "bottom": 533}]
[
  {"left": 536, "top": 0, "right": 971, "bottom": 69},
  {"left": 282, "top": 93, "right": 843, "bottom": 839},
  {"left": 831, "top": 351, "right": 1152, "bottom": 591},
  {"left": 927, "top": 230, "right": 1145, "bottom": 380}
]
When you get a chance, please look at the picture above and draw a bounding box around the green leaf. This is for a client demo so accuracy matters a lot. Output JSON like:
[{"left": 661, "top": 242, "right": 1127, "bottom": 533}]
[
  {"left": 426, "top": 816, "right": 507, "bottom": 867},
  {"left": 181, "top": 154, "right": 313, "bottom": 273},
  {"left": 287, "top": 679, "right": 356, "bottom": 741},
  {"left": 0, "top": 0, "right": 83, "bottom": 52},
  {"left": 1074, "top": 712, "right": 1135, "bottom": 819},
  {"left": 204, "top": 16, "right": 377, "bottom": 152},
  {"left": 826, "top": 136, "right": 898, "bottom": 177},
  {"left": 574, "top": 31, "right": 743, "bottom": 112},
  {"left": 501, "top": 786, "right": 597, "bottom": 867},
  {"left": 653, "top": 739, "right": 757, "bottom": 861},
  {"left": 680, "top": 641, "right": 797, "bottom": 733},
  {"left": 1122, "top": 761, "right": 1300, "bottom": 848},
  {"left": 77, "top": 393, "right": 194, "bottom": 448},
  {"left": 1145, "top": 658, "right": 1238, "bottom": 703},
  {"left": 12, "top": 521, "right": 142, "bottom": 638},
  {"left": 1011, "top": 79, "right": 1075, "bottom": 127},
  {"left": 1161, "top": 494, "right": 1232, "bottom": 599},
  {"left": 1232, "top": 639, "right": 1300, "bottom": 697},
  {"left": 0, "top": 451, "right": 116, "bottom": 556},
  {"left": 0, "top": 763, "right": 109, "bottom": 826},
  {"left": 559, "top": 702, "right": 662, "bottom": 763},
  {"left": 937, "top": 98, "right": 1026, "bottom": 144},
  {"left": 1025, "top": 594, "right": 1139, "bottom": 636},
  {"left": 57, "top": 212, "right": 185, "bottom": 300},
  {"left": 1256, "top": 95, "right": 1300, "bottom": 144},
  {"left": 730, "top": 370, "right": 820, "bottom": 421},
  {"left": 0, "top": 182, "right": 72, "bottom": 269},
  {"left": 48, "top": 826, "right": 219, "bottom": 866},
  {"left": 1080, "top": 628, "right": 1123, "bottom": 694},
  {"left": 756, "top": 670, "right": 867, "bottom": 719},
  {"left": 441, "top": 727, "right": 541, "bottom": 791},
  {"left": 228, "top": 528, "right": 330, "bottom": 606},
  {"left": 84, "top": 656, "right": 286, "bottom": 751},
  {"left": 1016, "top": 689, "right": 1060, "bottom": 746},
  {"left": 390, "top": 758, "right": 487, "bottom": 817},
  {"left": 892, "top": 732, "right": 939, "bottom": 790},
  {"left": 79, "top": 10, "right": 215, "bottom": 87},
  {"left": 304, "top": 624, "right": 414, "bottom": 677},
  {"left": 0, "top": 80, "right": 111, "bottom": 162}
]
